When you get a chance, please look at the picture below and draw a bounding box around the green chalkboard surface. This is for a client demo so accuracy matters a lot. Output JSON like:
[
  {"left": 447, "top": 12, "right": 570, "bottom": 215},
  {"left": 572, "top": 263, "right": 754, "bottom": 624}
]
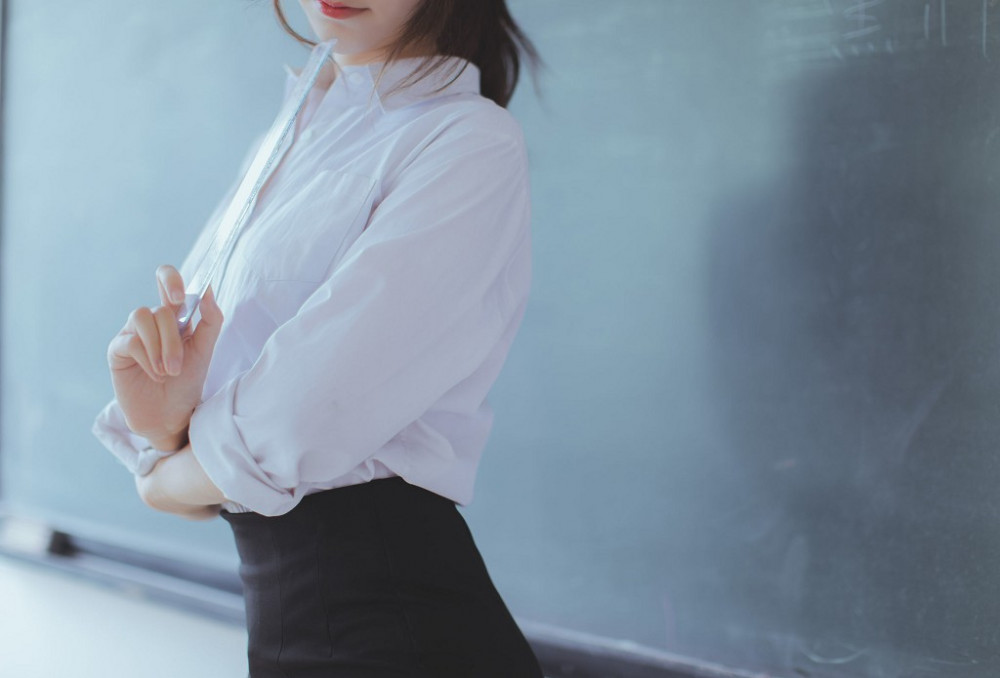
[{"left": 4, "top": 2, "right": 1000, "bottom": 676}]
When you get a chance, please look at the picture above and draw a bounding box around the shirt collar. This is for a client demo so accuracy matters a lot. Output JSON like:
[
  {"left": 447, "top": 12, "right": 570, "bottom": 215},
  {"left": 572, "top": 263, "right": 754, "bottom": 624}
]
[{"left": 282, "top": 51, "right": 481, "bottom": 113}]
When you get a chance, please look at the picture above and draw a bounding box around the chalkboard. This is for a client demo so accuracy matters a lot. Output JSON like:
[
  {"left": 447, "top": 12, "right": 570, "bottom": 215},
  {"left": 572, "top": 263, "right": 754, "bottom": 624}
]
[{"left": 3, "top": 1, "right": 1000, "bottom": 676}]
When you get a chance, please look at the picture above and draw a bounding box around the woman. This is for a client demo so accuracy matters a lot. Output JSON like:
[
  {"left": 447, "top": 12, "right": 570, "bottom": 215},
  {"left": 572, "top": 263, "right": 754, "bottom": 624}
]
[{"left": 91, "top": 1, "right": 543, "bottom": 675}]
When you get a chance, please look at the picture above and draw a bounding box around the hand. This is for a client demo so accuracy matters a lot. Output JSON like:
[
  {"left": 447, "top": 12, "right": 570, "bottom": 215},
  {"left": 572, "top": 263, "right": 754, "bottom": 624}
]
[
  {"left": 135, "top": 445, "right": 228, "bottom": 521},
  {"left": 106, "top": 265, "right": 223, "bottom": 450},
  {"left": 135, "top": 475, "right": 221, "bottom": 521}
]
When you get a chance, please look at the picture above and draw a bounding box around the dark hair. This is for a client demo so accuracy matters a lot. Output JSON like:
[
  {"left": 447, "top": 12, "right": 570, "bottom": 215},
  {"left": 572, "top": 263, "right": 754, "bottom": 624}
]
[{"left": 272, "top": 0, "right": 541, "bottom": 108}]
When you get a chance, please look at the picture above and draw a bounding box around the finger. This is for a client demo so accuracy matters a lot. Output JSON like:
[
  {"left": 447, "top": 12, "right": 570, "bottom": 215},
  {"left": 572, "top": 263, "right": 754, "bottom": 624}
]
[
  {"left": 156, "top": 265, "right": 186, "bottom": 308},
  {"left": 191, "top": 285, "right": 224, "bottom": 358},
  {"left": 109, "top": 331, "right": 164, "bottom": 383},
  {"left": 129, "top": 307, "right": 168, "bottom": 379},
  {"left": 180, "top": 310, "right": 196, "bottom": 340},
  {"left": 153, "top": 305, "right": 184, "bottom": 377},
  {"left": 108, "top": 331, "right": 150, "bottom": 375},
  {"left": 200, "top": 284, "right": 223, "bottom": 326}
]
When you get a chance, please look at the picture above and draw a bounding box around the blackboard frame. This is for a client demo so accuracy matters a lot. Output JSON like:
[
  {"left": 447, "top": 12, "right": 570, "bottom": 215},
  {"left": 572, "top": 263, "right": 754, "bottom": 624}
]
[
  {"left": 0, "top": 520, "right": 711, "bottom": 678},
  {"left": 9, "top": 2, "right": 1000, "bottom": 676}
]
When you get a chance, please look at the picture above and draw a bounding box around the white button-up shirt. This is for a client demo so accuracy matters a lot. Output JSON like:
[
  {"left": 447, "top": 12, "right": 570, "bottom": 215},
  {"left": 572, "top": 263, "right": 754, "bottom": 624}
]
[{"left": 92, "top": 48, "right": 532, "bottom": 516}]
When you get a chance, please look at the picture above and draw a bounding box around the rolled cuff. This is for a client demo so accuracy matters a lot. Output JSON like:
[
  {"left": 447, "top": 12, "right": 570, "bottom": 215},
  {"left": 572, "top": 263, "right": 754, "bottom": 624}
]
[
  {"left": 187, "top": 378, "right": 301, "bottom": 517},
  {"left": 91, "top": 399, "right": 178, "bottom": 476}
]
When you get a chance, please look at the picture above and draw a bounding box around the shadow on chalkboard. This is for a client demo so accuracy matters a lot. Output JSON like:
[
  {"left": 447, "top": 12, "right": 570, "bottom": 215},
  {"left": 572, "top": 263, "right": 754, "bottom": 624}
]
[{"left": 704, "top": 42, "right": 1000, "bottom": 678}]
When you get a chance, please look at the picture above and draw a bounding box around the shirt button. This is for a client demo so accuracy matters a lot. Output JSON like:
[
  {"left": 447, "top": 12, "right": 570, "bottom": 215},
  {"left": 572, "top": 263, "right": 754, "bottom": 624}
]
[
  {"left": 348, "top": 72, "right": 365, "bottom": 86},
  {"left": 300, "top": 128, "right": 315, "bottom": 143}
]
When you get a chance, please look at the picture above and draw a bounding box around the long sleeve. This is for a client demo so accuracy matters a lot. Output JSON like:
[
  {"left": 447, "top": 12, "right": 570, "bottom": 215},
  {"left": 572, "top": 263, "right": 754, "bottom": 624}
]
[
  {"left": 92, "top": 400, "right": 176, "bottom": 475},
  {"left": 187, "top": 115, "right": 531, "bottom": 516}
]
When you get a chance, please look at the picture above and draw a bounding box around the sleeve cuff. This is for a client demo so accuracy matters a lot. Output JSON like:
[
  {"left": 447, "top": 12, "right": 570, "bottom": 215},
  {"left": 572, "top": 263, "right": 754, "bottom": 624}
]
[
  {"left": 91, "top": 399, "right": 178, "bottom": 476},
  {"left": 187, "top": 379, "right": 300, "bottom": 517}
]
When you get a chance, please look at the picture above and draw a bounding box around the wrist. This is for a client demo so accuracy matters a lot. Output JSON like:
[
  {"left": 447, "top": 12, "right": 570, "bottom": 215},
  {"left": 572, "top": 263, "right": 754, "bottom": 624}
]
[{"left": 147, "top": 426, "right": 190, "bottom": 452}]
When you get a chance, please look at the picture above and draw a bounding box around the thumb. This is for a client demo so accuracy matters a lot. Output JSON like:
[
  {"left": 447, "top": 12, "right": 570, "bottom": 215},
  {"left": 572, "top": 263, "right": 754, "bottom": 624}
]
[{"left": 191, "top": 285, "right": 224, "bottom": 358}]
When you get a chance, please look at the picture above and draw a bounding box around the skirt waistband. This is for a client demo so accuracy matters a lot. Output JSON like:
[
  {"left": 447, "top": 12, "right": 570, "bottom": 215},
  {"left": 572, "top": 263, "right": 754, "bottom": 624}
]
[{"left": 219, "top": 476, "right": 453, "bottom": 525}]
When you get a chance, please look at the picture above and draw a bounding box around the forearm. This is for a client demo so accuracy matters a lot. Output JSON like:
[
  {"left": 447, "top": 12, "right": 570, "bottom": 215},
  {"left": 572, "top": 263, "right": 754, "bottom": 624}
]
[{"left": 136, "top": 443, "right": 228, "bottom": 515}]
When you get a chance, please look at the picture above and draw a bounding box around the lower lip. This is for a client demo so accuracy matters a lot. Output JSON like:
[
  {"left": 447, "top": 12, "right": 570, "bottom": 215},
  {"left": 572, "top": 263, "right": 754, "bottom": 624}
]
[{"left": 318, "top": 3, "right": 365, "bottom": 19}]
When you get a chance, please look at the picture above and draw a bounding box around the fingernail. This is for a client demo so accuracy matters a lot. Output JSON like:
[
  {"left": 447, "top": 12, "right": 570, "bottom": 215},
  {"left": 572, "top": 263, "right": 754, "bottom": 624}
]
[
  {"left": 155, "top": 358, "right": 165, "bottom": 375},
  {"left": 170, "top": 290, "right": 184, "bottom": 304},
  {"left": 166, "top": 357, "right": 181, "bottom": 376}
]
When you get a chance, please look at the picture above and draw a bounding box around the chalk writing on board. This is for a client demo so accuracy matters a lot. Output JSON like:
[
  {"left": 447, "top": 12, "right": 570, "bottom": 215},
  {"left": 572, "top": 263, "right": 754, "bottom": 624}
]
[
  {"left": 764, "top": 0, "right": 1000, "bottom": 75},
  {"left": 842, "top": 0, "right": 884, "bottom": 41}
]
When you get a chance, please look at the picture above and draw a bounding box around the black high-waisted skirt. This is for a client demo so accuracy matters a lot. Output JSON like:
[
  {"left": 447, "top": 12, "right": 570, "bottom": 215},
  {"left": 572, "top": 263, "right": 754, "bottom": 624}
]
[{"left": 220, "top": 476, "right": 544, "bottom": 678}]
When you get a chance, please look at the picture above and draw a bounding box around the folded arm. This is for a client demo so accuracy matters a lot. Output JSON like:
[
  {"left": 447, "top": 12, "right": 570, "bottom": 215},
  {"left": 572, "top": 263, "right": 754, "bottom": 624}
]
[{"left": 135, "top": 443, "right": 228, "bottom": 520}]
